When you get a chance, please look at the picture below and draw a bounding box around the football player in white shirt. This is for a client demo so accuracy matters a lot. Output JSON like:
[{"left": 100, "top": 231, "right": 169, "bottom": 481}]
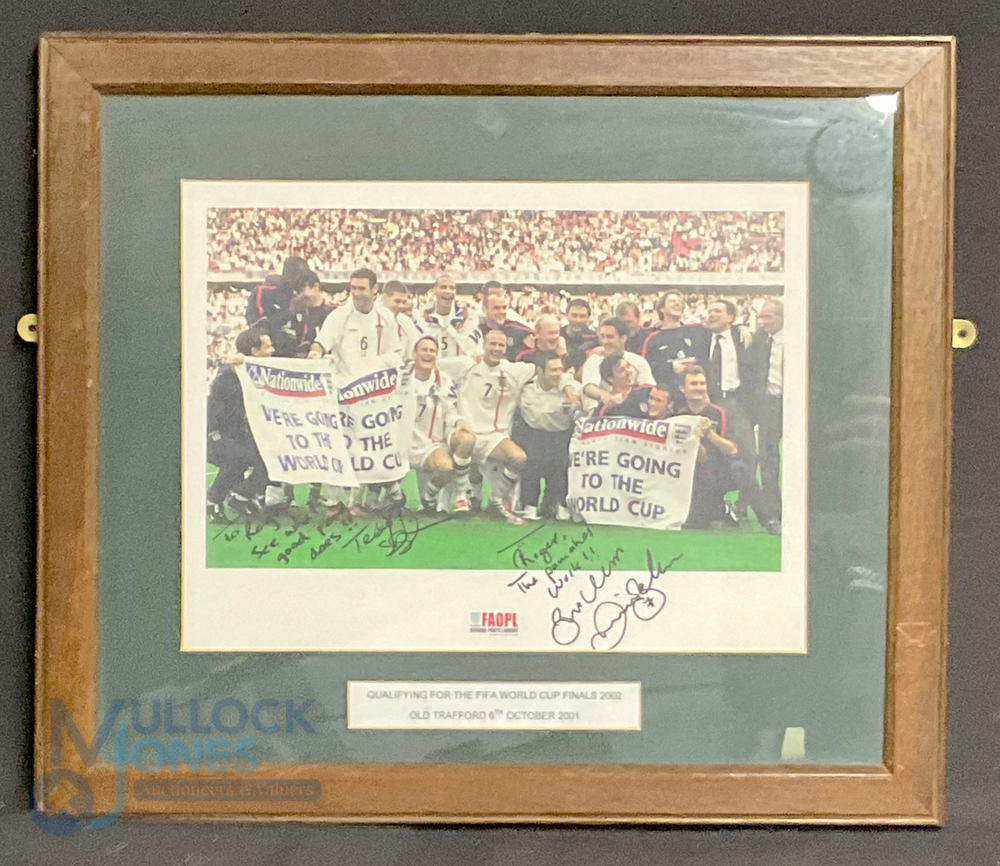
[
  {"left": 307, "top": 268, "right": 402, "bottom": 518},
  {"left": 580, "top": 316, "right": 654, "bottom": 411},
  {"left": 416, "top": 274, "right": 481, "bottom": 376},
  {"left": 409, "top": 335, "right": 476, "bottom": 513},
  {"left": 453, "top": 329, "right": 537, "bottom": 524},
  {"left": 382, "top": 280, "right": 422, "bottom": 361},
  {"left": 307, "top": 267, "right": 401, "bottom": 380}
]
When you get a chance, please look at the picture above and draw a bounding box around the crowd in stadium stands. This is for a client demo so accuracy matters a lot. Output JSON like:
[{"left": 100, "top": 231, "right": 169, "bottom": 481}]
[
  {"left": 206, "top": 208, "right": 785, "bottom": 276},
  {"left": 206, "top": 256, "right": 785, "bottom": 535}
]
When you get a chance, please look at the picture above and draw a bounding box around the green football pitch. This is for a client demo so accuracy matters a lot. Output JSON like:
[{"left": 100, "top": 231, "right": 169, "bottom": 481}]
[{"left": 205, "top": 467, "right": 780, "bottom": 572}]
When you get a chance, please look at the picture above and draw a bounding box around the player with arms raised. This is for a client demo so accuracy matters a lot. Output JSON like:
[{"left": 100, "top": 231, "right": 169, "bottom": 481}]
[{"left": 417, "top": 274, "right": 482, "bottom": 376}]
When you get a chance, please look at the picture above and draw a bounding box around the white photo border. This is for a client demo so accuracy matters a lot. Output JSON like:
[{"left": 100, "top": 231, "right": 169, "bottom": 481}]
[{"left": 181, "top": 180, "right": 809, "bottom": 654}]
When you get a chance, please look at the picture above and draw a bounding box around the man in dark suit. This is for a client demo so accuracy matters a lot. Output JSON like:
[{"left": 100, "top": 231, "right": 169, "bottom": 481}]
[
  {"left": 206, "top": 327, "right": 273, "bottom": 520},
  {"left": 746, "top": 299, "right": 785, "bottom": 522},
  {"left": 704, "top": 298, "right": 759, "bottom": 519}
]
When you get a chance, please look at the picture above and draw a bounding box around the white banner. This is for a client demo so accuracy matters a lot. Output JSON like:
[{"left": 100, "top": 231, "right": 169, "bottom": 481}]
[
  {"left": 337, "top": 365, "right": 416, "bottom": 484},
  {"left": 235, "top": 358, "right": 358, "bottom": 487},
  {"left": 567, "top": 415, "right": 701, "bottom": 530}
]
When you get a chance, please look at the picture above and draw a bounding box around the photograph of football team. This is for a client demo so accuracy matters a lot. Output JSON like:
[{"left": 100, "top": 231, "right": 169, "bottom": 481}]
[{"left": 202, "top": 205, "right": 788, "bottom": 572}]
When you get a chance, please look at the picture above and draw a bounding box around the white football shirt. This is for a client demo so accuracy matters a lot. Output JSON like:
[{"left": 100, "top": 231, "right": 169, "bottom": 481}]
[
  {"left": 313, "top": 301, "right": 402, "bottom": 381},
  {"left": 455, "top": 359, "right": 535, "bottom": 436},
  {"left": 411, "top": 368, "right": 458, "bottom": 447}
]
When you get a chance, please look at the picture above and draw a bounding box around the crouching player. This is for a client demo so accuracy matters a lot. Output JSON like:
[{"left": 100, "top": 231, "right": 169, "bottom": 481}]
[
  {"left": 453, "top": 329, "right": 537, "bottom": 524},
  {"left": 409, "top": 335, "right": 476, "bottom": 513}
]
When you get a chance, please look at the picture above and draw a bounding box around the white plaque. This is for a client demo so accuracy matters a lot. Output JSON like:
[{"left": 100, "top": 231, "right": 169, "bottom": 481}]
[{"left": 347, "top": 681, "right": 641, "bottom": 730}]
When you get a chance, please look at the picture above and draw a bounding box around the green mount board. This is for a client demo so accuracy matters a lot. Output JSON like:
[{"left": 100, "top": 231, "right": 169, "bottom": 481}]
[{"left": 99, "top": 95, "right": 890, "bottom": 765}]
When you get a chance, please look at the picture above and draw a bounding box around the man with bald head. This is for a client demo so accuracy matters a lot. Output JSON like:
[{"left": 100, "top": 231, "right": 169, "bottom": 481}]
[{"left": 515, "top": 313, "right": 567, "bottom": 367}]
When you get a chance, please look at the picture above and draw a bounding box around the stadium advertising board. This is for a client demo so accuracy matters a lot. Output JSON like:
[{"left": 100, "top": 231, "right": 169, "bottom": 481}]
[{"left": 182, "top": 180, "right": 808, "bottom": 653}]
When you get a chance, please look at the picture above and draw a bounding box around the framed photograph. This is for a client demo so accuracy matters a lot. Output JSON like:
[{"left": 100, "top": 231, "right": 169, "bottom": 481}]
[
  {"left": 36, "top": 33, "right": 953, "bottom": 825},
  {"left": 182, "top": 179, "right": 807, "bottom": 654}
]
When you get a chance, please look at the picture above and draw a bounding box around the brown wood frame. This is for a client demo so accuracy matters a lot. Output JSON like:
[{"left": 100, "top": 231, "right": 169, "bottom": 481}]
[{"left": 35, "top": 33, "right": 953, "bottom": 825}]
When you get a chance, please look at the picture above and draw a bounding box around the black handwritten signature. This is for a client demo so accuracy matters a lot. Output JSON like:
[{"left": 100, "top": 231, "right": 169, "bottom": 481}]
[
  {"left": 505, "top": 525, "right": 596, "bottom": 579},
  {"left": 210, "top": 512, "right": 264, "bottom": 542},
  {"left": 511, "top": 532, "right": 560, "bottom": 570},
  {"left": 340, "top": 513, "right": 453, "bottom": 557},
  {"left": 219, "top": 507, "right": 451, "bottom": 561},
  {"left": 309, "top": 522, "right": 342, "bottom": 560},
  {"left": 548, "top": 546, "right": 624, "bottom": 644},
  {"left": 276, "top": 531, "right": 309, "bottom": 565},
  {"left": 551, "top": 549, "right": 683, "bottom": 650}
]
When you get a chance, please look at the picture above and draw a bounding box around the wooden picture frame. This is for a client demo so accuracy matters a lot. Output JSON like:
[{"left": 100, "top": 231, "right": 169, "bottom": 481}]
[{"left": 36, "top": 33, "right": 953, "bottom": 824}]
